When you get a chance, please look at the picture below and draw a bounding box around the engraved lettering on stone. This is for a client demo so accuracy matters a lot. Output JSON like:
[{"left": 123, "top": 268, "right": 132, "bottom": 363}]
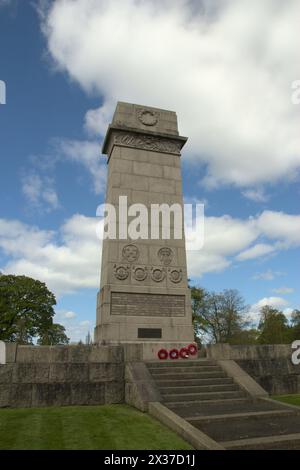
[
  {"left": 169, "top": 268, "right": 183, "bottom": 283},
  {"left": 111, "top": 292, "right": 185, "bottom": 317},
  {"left": 114, "top": 132, "right": 182, "bottom": 154},
  {"left": 137, "top": 108, "right": 158, "bottom": 126},
  {"left": 122, "top": 244, "right": 139, "bottom": 263},
  {"left": 151, "top": 267, "right": 166, "bottom": 282},
  {"left": 132, "top": 266, "right": 148, "bottom": 281},
  {"left": 158, "top": 247, "right": 173, "bottom": 266},
  {"left": 114, "top": 264, "right": 130, "bottom": 280}
]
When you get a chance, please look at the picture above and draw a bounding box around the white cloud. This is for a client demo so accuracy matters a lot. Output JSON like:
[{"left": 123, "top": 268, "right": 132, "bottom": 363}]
[
  {"left": 41, "top": 0, "right": 300, "bottom": 188},
  {"left": 249, "top": 296, "right": 289, "bottom": 321},
  {"left": 252, "top": 269, "right": 285, "bottom": 281},
  {"left": 242, "top": 188, "right": 269, "bottom": 203},
  {"left": 0, "top": 208, "right": 299, "bottom": 291},
  {"left": 54, "top": 310, "right": 92, "bottom": 343},
  {"left": 64, "top": 310, "right": 77, "bottom": 319},
  {"left": 256, "top": 211, "right": 300, "bottom": 247},
  {"left": 84, "top": 101, "right": 115, "bottom": 136},
  {"left": 187, "top": 213, "right": 257, "bottom": 276},
  {"left": 236, "top": 243, "right": 275, "bottom": 261},
  {"left": 255, "top": 296, "right": 289, "bottom": 309},
  {"left": 0, "top": 215, "right": 102, "bottom": 296},
  {"left": 272, "top": 287, "right": 294, "bottom": 295},
  {"left": 22, "top": 172, "right": 59, "bottom": 212},
  {"left": 57, "top": 139, "right": 107, "bottom": 194},
  {"left": 188, "top": 210, "right": 300, "bottom": 277},
  {"left": 283, "top": 307, "right": 295, "bottom": 319}
]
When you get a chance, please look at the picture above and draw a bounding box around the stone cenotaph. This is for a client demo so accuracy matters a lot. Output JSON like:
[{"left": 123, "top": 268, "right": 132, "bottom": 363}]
[{"left": 94, "top": 102, "right": 194, "bottom": 358}]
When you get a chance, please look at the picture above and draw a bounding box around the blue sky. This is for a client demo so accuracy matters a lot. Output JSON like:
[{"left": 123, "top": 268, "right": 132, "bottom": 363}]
[{"left": 0, "top": 0, "right": 299, "bottom": 341}]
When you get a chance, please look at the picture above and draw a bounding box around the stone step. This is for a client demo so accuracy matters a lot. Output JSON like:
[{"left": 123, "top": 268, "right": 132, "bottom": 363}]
[
  {"left": 166, "top": 398, "right": 283, "bottom": 418},
  {"left": 165, "top": 397, "right": 249, "bottom": 408},
  {"left": 222, "top": 433, "right": 300, "bottom": 450},
  {"left": 196, "top": 413, "right": 300, "bottom": 443},
  {"left": 187, "top": 408, "right": 294, "bottom": 424},
  {"left": 151, "top": 371, "right": 227, "bottom": 380},
  {"left": 155, "top": 377, "right": 234, "bottom": 387},
  {"left": 163, "top": 390, "right": 245, "bottom": 403},
  {"left": 146, "top": 360, "right": 216, "bottom": 368},
  {"left": 149, "top": 365, "right": 222, "bottom": 374},
  {"left": 159, "top": 384, "right": 239, "bottom": 394}
]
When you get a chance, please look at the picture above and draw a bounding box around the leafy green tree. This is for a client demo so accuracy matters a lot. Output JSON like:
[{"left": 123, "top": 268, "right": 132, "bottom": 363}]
[
  {"left": 190, "top": 286, "right": 207, "bottom": 344},
  {"left": 258, "top": 306, "right": 290, "bottom": 344},
  {"left": 191, "top": 287, "right": 249, "bottom": 343},
  {"left": 0, "top": 274, "right": 69, "bottom": 345},
  {"left": 228, "top": 328, "right": 259, "bottom": 345},
  {"left": 38, "top": 323, "right": 69, "bottom": 345},
  {"left": 288, "top": 309, "right": 300, "bottom": 342}
]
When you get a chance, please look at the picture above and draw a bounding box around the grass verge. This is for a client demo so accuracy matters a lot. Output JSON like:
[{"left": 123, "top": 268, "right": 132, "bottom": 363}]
[
  {"left": 272, "top": 394, "right": 300, "bottom": 407},
  {"left": 0, "top": 404, "right": 192, "bottom": 450}
]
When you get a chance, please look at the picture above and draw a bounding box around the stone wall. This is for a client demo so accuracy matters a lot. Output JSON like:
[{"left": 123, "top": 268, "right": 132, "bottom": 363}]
[
  {"left": 0, "top": 344, "right": 124, "bottom": 408},
  {"left": 206, "top": 343, "right": 300, "bottom": 394}
]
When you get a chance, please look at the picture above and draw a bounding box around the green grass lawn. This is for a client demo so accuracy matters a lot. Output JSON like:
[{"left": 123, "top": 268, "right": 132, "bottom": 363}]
[
  {"left": 272, "top": 394, "right": 300, "bottom": 407},
  {"left": 0, "top": 404, "right": 192, "bottom": 450}
]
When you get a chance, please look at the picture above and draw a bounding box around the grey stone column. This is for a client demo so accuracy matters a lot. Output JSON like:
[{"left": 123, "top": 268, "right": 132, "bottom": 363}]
[{"left": 94, "top": 102, "right": 194, "bottom": 349}]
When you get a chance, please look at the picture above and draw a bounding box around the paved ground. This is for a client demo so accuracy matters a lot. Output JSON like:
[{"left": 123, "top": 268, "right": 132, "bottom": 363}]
[{"left": 147, "top": 359, "right": 300, "bottom": 450}]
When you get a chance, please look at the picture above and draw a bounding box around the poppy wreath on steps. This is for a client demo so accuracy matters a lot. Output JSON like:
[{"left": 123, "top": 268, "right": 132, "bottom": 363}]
[
  {"left": 157, "top": 349, "right": 168, "bottom": 360},
  {"left": 179, "top": 347, "right": 189, "bottom": 358},
  {"left": 169, "top": 348, "right": 179, "bottom": 359},
  {"left": 188, "top": 343, "right": 198, "bottom": 356}
]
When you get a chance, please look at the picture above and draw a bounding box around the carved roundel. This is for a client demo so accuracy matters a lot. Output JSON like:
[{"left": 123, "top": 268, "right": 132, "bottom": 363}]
[
  {"left": 169, "top": 268, "right": 182, "bottom": 284},
  {"left": 158, "top": 247, "right": 174, "bottom": 266},
  {"left": 114, "top": 264, "right": 129, "bottom": 281},
  {"left": 151, "top": 267, "right": 166, "bottom": 283},
  {"left": 132, "top": 266, "right": 148, "bottom": 281},
  {"left": 122, "top": 244, "right": 139, "bottom": 263},
  {"left": 137, "top": 108, "right": 158, "bottom": 126}
]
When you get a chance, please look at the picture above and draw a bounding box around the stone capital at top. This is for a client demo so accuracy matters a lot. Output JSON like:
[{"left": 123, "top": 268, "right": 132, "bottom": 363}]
[{"left": 102, "top": 101, "right": 187, "bottom": 156}]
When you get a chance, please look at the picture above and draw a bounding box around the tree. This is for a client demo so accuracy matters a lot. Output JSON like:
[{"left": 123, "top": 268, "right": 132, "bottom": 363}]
[
  {"left": 85, "top": 331, "right": 93, "bottom": 345},
  {"left": 191, "top": 287, "right": 249, "bottom": 343},
  {"left": 190, "top": 286, "right": 207, "bottom": 344},
  {"left": 38, "top": 323, "right": 69, "bottom": 346},
  {"left": 258, "top": 306, "right": 290, "bottom": 344},
  {"left": 228, "top": 328, "right": 259, "bottom": 345},
  {"left": 288, "top": 309, "right": 300, "bottom": 342},
  {"left": 0, "top": 274, "right": 69, "bottom": 345}
]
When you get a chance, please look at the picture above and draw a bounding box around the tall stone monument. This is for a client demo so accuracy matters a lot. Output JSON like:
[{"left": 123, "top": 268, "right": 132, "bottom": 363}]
[{"left": 95, "top": 102, "right": 194, "bottom": 356}]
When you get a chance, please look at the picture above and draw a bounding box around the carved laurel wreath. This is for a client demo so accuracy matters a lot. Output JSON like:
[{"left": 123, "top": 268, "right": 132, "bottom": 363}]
[{"left": 137, "top": 108, "right": 159, "bottom": 126}]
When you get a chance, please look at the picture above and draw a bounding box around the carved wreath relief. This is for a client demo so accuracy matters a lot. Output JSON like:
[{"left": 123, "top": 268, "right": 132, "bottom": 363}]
[
  {"left": 168, "top": 268, "right": 182, "bottom": 283},
  {"left": 137, "top": 108, "right": 159, "bottom": 126},
  {"left": 132, "top": 266, "right": 148, "bottom": 281},
  {"left": 114, "top": 264, "right": 130, "bottom": 280},
  {"left": 151, "top": 267, "right": 166, "bottom": 283},
  {"left": 113, "top": 245, "right": 182, "bottom": 284}
]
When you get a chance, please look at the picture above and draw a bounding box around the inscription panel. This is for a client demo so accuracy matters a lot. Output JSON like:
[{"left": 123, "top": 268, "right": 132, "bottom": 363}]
[
  {"left": 111, "top": 292, "right": 185, "bottom": 317},
  {"left": 138, "top": 328, "right": 162, "bottom": 339}
]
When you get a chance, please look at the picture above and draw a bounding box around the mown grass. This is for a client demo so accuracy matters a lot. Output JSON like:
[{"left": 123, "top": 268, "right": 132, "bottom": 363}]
[
  {"left": 0, "top": 404, "right": 192, "bottom": 450},
  {"left": 272, "top": 394, "right": 300, "bottom": 407}
]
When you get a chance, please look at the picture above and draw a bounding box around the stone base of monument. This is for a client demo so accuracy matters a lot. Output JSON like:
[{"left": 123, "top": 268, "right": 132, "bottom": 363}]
[{"left": 110, "top": 341, "right": 198, "bottom": 362}]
